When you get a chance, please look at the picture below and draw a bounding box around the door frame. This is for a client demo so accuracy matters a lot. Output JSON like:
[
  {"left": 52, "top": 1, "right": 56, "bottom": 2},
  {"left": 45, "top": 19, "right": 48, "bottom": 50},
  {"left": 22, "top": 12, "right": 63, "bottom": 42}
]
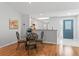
[{"left": 63, "top": 19, "right": 73, "bottom": 39}]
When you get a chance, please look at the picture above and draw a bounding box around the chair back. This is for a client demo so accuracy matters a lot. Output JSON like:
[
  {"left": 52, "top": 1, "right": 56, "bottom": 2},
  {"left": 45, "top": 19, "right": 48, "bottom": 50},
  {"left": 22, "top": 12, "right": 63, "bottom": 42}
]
[
  {"left": 26, "top": 33, "right": 38, "bottom": 41},
  {"left": 41, "top": 31, "right": 44, "bottom": 39},
  {"left": 16, "top": 31, "right": 20, "bottom": 40},
  {"left": 32, "top": 33, "right": 38, "bottom": 40}
]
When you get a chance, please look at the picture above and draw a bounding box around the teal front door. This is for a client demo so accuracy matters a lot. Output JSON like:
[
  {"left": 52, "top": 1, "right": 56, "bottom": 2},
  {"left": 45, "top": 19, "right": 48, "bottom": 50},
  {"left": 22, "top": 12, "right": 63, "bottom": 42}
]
[{"left": 63, "top": 20, "right": 73, "bottom": 39}]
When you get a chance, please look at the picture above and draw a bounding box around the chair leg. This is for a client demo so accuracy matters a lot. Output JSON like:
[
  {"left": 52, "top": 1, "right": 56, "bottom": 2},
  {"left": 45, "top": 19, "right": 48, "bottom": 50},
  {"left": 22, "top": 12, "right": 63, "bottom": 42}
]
[
  {"left": 16, "top": 43, "right": 20, "bottom": 50},
  {"left": 23, "top": 43, "right": 27, "bottom": 49}
]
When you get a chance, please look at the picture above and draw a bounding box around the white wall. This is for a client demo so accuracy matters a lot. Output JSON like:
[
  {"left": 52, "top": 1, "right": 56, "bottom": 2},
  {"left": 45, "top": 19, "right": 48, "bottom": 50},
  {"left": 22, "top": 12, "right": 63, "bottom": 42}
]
[
  {"left": 30, "top": 18, "right": 45, "bottom": 29},
  {"left": 21, "top": 15, "right": 29, "bottom": 38},
  {"left": 0, "top": 3, "right": 21, "bottom": 47},
  {"left": 76, "top": 15, "right": 79, "bottom": 40}
]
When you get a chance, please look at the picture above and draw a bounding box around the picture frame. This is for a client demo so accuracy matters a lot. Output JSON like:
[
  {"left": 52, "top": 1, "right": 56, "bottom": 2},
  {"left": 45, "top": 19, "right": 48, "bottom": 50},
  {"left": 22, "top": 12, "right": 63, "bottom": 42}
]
[{"left": 9, "top": 19, "right": 18, "bottom": 29}]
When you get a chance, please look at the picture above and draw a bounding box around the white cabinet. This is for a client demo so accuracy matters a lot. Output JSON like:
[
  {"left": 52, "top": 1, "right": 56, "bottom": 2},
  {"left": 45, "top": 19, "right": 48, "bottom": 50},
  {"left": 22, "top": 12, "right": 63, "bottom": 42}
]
[{"left": 36, "top": 30, "right": 57, "bottom": 44}]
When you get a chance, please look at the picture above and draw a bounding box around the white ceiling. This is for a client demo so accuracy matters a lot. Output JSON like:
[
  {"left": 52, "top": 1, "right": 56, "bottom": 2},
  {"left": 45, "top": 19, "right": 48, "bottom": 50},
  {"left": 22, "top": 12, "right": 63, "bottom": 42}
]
[{"left": 6, "top": 2, "right": 79, "bottom": 16}]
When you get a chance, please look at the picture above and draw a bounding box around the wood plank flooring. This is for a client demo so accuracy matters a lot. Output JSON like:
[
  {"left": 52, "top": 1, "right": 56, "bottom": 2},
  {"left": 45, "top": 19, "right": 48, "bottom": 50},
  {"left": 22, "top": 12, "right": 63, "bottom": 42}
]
[{"left": 0, "top": 43, "right": 79, "bottom": 56}]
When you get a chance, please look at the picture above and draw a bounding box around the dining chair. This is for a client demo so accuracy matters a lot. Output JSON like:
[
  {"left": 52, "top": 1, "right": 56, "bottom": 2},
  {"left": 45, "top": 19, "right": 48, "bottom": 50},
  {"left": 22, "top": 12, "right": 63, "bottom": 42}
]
[
  {"left": 36, "top": 31, "right": 44, "bottom": 43},
  {"left": 25, "top": 33, "right": 37, "bottom": 49},
  {"left": 16, "top": 31, "right": 26, "bottom": 49},
  {"left": 25, "top": 33, "right": 38, "bottom": 55}
]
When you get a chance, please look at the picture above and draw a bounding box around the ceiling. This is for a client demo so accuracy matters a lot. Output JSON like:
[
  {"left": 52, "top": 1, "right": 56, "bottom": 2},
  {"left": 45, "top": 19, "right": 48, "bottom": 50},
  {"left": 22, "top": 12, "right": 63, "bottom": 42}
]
[{"left": 6, "top": 2, "right": 79, "bottom": 16}]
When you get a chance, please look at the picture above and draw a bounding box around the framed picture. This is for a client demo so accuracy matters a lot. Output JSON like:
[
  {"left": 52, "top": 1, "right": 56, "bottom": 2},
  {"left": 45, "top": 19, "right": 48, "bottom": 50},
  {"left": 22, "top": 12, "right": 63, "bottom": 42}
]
[{"left": 9, "top": 19, "right": 18, "bottom": 29}]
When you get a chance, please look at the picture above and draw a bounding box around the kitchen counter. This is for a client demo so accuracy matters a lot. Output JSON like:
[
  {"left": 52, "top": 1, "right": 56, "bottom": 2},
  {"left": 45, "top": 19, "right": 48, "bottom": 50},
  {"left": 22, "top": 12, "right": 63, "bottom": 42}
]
[{"left": 36, "top": 30, "right": 57, "bottom": 44}]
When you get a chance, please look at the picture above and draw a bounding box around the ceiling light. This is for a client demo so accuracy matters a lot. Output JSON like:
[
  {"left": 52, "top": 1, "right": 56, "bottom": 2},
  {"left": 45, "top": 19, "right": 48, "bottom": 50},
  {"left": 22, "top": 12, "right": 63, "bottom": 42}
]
[{"left": 37, "top": 17, "right": 49, "bottom": 20}]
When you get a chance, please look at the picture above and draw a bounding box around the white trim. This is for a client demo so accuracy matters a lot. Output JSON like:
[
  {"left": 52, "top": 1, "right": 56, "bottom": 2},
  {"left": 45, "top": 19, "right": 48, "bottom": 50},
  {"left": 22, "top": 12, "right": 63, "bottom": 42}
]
[
  {"left": 43, "top": 41, "right": 57, "bottom": 44},
  {"left": 0, "top": 41, "right": 17, "bottom": 48},
  {"left": 0, "top": 41, "right": 57, "bottom": 48}
]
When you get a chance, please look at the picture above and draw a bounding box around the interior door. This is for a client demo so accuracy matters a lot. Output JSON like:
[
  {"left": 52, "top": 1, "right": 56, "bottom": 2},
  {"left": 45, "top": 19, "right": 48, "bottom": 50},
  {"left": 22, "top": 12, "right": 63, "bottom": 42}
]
[{"left": 63, "top": 20, "right": 73, "bottom": 39}]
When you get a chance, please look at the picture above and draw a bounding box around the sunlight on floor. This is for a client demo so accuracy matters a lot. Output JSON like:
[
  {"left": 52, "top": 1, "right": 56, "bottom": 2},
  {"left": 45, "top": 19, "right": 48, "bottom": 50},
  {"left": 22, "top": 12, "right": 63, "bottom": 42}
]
[
  {"left": 58, "top": 39, "right": 74, "bottom": 56},
  {"left": 63, "top": 46, "right": 73, "bottom": 56},
  {"left": 58, "top": 39, "right": 79, "bottom": 47}
]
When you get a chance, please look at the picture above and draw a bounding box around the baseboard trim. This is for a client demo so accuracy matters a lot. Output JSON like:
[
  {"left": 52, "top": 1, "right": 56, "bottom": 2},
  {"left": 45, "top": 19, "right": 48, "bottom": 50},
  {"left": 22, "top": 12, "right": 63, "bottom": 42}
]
[
  {"left": 0, "top": 41, "right": 57, "bottom": 48},
  {"left": 0, "top": 41, "right": 17, "bottom": 48},
  {"left": 43, "top": 41, "right": 57, "bottom": 45}
]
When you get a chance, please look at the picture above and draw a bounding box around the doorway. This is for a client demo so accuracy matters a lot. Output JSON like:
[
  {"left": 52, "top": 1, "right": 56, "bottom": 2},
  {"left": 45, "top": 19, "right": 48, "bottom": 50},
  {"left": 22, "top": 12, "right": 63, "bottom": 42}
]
[{"left": 63, "top": 20, "right": 73, "bottom": 39}]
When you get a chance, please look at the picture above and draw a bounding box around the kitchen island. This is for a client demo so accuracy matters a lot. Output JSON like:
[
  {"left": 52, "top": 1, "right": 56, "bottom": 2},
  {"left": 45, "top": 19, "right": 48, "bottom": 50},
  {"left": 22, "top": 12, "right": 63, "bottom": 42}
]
[{"left": 36, "top": 30, "right": 57, "bottom": 44}]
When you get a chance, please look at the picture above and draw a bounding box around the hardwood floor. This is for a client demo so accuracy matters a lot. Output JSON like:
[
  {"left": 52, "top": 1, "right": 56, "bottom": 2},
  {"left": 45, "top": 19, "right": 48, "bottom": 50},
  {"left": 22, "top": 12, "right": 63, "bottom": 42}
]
[{"left": 0, "top": 43, "right": 79, "bottom": 56}]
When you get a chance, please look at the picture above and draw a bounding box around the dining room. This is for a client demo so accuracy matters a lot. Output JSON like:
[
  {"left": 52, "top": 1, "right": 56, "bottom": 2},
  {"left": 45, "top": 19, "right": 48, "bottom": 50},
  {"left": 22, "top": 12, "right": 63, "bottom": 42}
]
[{"left": 1, "top": 2, "right": 79, "bottom": 56}]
